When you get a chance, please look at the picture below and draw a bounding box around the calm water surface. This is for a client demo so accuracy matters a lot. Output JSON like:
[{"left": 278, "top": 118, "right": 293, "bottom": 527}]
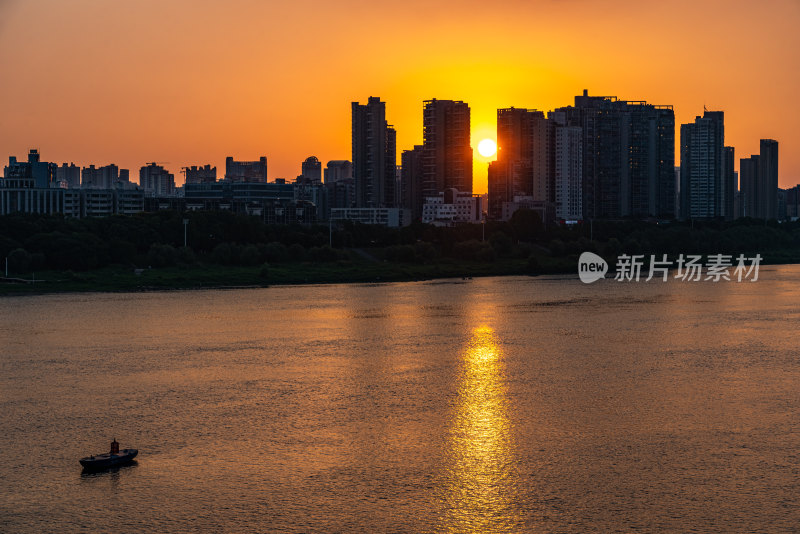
[{"left": 1, "top": 268, "right": 799, "bottom": 532}]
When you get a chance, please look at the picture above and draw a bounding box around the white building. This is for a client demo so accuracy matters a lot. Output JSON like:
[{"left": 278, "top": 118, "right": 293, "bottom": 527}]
[{"left": 421, "top": 188, "right": 483, "bottom": 226}]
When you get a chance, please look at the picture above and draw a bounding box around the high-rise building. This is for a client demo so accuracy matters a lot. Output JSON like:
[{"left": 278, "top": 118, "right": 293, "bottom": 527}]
[
  {"left": 184, "top": 165, "right": 217, "bottom": 184},
  {"left": 785, "top": 184, "right": 800, "bottom": 220},
  {"left": 81, "top": 164, "right": 123, "bottom": 189},
  {"left": 739, "top": 155, "right": 759, "bottom": 218},
  {"left": 324, "top": 160, "right": 352, "bottom": 183},
  {"left": 56, "top": 163, "right": 81, "bottom": 188},
  {"left": 488, "top": 108, "right": 581, "bottom": 222},
  {"left": 400, "top": 145, "right": 424, "bottom": 221},
  {"left": 300, "top": 156, "right": 322, "bottom": 185},
  {"left": 225, "top": 156, "right": 268, "bottom": 182},
  {"left": 422, "top": 99, "right": 472, "bottom": 198},
  {"left": 487, "top": 161, "right": 509, "bottom": 220},
  {"left": 4, "top": 149, "right": 56, "bottom": 188},
  {"left": 395, "top": 165, "right": 402, "bottom": 210},
  {"left": 758, "top": 139, "right": 778, "bottom": 219},
  {"left": 139, "top": 163, "right": 175, "bottom": 196},
  {"left": 324, "top": 160, "right": 355, "bottom": 212},
  {"left": 529, "top": 113, "right": 554, "bottom": 204},
  {"left": 553, "top": 124, "right": 583, "bottom": 221},
  {"left": 352, "top": 97, "right": 396, "bottom": 207},
  {"left": 680, "top": 111, "right": 725, "bottom": 219},
  {"left": 778, "top": 188, "right": 788, "bottom": 221},
  {"left": 488, "top": 108, "right": 538, "bottom": 219},
  {"left": 555, "top": 90, "right": 674, "bottom": 219},
  {"left": 81, "top": 165, "right": 101, "bottom": 188},
  {"left": 326, "top": 179, "right": 355, "bottom": 212},
  {"left": 738, "top": 140, "right": 779, "bottom": 219},
  {"left": 102, "top": 164, "right": 120, "bottom": 190},
  {"left": 722, "top": 146, "right": 736, "bottom": 220}
]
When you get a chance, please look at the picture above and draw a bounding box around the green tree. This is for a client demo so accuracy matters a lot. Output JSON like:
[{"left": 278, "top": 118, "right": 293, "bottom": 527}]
[
  {"left": 288, "top": 243, "right": 306, "bottom": 261},
  {"left": 147, "top": 244, "right": 178, "bottom": 268},
  {"left": 7, "top": 248, "right": 31, "bottom": 274},
  {"left": 509, "top": 209, "right": 543, "bottom": 242},
  {"left": 489, "top": 231, "right": 513, "bottom": 257}
]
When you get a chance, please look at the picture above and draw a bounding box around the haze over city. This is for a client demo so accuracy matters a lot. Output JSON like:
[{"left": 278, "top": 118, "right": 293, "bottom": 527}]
[{"left": 1, "top": 0, "right": 799, "bottom": 192}]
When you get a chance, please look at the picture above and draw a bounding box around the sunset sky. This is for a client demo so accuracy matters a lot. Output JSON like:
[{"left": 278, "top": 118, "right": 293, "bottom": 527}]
[{"left": 1, "top": 0, "right": 798, "bottom": 193}]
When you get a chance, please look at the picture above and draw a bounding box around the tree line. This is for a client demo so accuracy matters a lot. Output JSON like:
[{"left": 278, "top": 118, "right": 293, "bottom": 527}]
[{"left": 1, "top": 210, "right": 798, "bottom": 274}]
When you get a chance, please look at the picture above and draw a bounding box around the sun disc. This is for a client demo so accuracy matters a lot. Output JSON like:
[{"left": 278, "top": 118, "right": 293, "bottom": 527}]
[{"left": 478, "top": 138, "right": 497, "bottom": 158}]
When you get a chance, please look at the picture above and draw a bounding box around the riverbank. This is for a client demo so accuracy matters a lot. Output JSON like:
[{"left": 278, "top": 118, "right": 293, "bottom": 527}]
[
  {"left": 3, "top": 251, "right": 799, "bottom": 297},
  {"left": 0, "top": 256, "right": 571, "bottom": 296}
]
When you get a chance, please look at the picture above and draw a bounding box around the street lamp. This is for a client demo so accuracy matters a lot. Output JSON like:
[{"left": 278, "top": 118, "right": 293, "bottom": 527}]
[{"left": 183, "top": 219, "right": 189, "bottom": 248}]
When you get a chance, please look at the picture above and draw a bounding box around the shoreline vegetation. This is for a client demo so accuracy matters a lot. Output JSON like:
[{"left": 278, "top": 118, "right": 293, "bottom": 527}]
[{"left": 2, "top": 210, "right": 800, "bottom": 296}]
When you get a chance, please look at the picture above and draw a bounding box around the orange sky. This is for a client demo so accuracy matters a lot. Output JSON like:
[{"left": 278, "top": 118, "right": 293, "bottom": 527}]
[{"left": 1, "top": 0, "right": 798, "bottom": 193}]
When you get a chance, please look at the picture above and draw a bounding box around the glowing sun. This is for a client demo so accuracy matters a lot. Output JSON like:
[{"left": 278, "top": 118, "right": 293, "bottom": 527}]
[{"left": 477, "top": 138, "right": 497, "bottom": 158}]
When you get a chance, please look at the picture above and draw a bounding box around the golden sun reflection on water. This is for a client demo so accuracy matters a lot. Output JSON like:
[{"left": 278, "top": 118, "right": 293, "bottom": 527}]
[{"left": 441, "top": 325, "right": 522, "bottom": 532}]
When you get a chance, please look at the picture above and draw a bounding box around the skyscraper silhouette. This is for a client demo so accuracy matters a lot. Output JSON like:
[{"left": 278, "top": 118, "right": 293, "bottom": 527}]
[
  {"left": 739, "top": 140, "right": 779, "bottom": 219},
  {"left": 739, "top": 155, "right": 759, "bottom": 218},
  {"left": 352, "top": 97, "right": 396, "bottom": 207},
  {"left": 722, "top": 146, "right": 736, "bottom": 221},
  {"left": 488, "top": 108, "right": 583, "bottom": 221},
  {"left": 551, "top": 113, "right": 583, "bottom": 221},
  {"left": 140, "top": 163, "right": 175, "bottom": 196},
  {"left": 400, "top": 145, "right": 424, "bottom": 220},
  {"left": 422, "top": 99, "right": 472, "bottom": 198},
  {"left": 758, "top": 139, "right": 779, "bottom": 219},
  {"left": 555, "top": 90, "right": 674, "bottom": 219},
  {"left": 680, "top": 110, "right": 725, "bottom": 219}
]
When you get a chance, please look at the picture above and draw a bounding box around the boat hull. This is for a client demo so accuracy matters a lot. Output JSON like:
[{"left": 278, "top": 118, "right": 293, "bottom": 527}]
[{"left": 79, "top": 449, "right": 138, "bottom": 470}]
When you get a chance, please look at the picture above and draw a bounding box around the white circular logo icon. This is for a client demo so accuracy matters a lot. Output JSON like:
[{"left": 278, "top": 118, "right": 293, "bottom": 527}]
[{"left": 578, "top": 252, "right": 608, "bottom": 284}]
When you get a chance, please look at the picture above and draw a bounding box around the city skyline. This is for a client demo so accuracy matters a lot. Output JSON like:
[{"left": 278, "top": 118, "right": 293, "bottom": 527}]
[{"left": 1, "top": 0, "right": 798, "bottom": 193}]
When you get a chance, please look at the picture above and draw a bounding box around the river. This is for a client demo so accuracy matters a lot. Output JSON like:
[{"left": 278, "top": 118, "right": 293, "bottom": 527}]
[{"left": 1, "top": 268, "right": 799, "bottom": 532}]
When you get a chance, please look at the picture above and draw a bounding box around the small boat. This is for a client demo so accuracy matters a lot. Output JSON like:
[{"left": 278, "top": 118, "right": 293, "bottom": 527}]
[{"left": 79, "top": 439, "right": 138, "bottom": 470}]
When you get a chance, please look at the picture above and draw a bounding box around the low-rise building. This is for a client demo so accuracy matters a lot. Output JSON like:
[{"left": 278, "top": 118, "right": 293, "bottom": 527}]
[
  {"left": 82, "top": 189, "right": 115, "bottom": 217},
  {"left": 115, "top": 188, "right": 146, "bottom": 215},
  {"left": 183, "top": 181, "right": 317, "bottom": 224},
  {"left": 0, "top": 176, "right": 143, "bottom": 218},
  {"left": 421, "top": 188, "right": 483, "bottom": 226},
  {"left": 330, "top": 207, "right": 411, "bottom": 227}
]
